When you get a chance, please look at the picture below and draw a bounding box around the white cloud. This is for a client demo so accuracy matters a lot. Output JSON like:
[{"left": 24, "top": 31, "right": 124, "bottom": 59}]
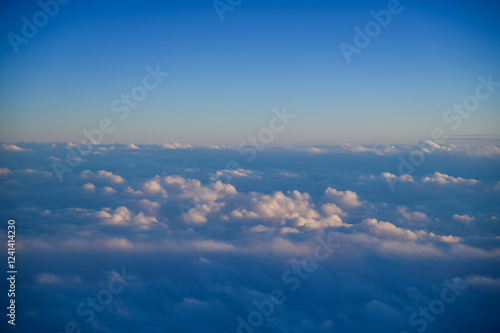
[
  {"left": 278, "top": 171, "right": 300, "bottom": 178},
  {"left": 357, "top": 218, "right": 418, "bottom": 241},
  {"left": 97, "top": 206, "right": 157, "bottom": 226},
  {"left": 161, "top": 142, "right": 193, "bottom": 149},
  {"left": 0, "top": 167, "right": 12, "bottom": 175},
  {"left": 397, "top": 206, "right": 428, "bottom": 221},
  {"left": 190, "top": 240, "right": 235, "bottom": 252},
  {"left": 229, "top": 190, "right": 348, "bottom": 230},
  {"left": 126, "top": 143, "right": 140, "bottom": 149},
  {"left": 381, "top": 172, "right": 414, "bottom": 183},
  {"left": 1, "top": 143, "right": 24, "bottom": 151},
  {"left": 81, "top": 170, "right": 125, "bottom": 184},
  {"left": 279, "top": 227, "right": 300, "bottom": 234},
  {"left": 343, "top": 145, "right": 398, "bottom": 155},
  {"left": 47, "top": 156, "right": 62, "bottom": 162},
  {"left": 463, "top": 146, "right": 500, "bottom": 157},
  {"left": 420, "top": 140, "right": 452, "bottom": 153},
  {"left": 215, "top": 168, "right": 259, "bottom": 179},
  {"left": 231, "top": 190, "right": 318, "bottom": 223},
  {"left": 183, "top": 201, "right": 224, "bottom": 224},
  {"left": 424, "top": 232, "right": 462, "bottom": 243},
  {"left": 138, "top": 199, "right": 160, "bottom": 215},
  {"left": 266, "top": 237, "right": 311, "bottom": 256},
  {"left": 321, "top": 203, "right": 346, "bottom": 217},
  {"left": 143, "top": 176, "right": 167, "bottom": 197},
  {"left": 357, "top": 218, "right": 462, "bottom": 244},
  {"left": 164, "top": 175, "right": 236, "bottom": 202},
  {"left": 452, "top": 214, "right": 475, "bottom": 223},
  {"left": 422, "top": 172, "right": 478, "bottom": 185},
  {"left": 460, "top": 275, "right": 500, "bottom": 289},
  {"left": 103, "top": 186, "right": 117, "bottom": 195},
  {"left": 249, "top": 225, "right": 274, "bottom": 233},
  {"left": 123, "top": 186, "right": 144, "bottom": 196},
  {"left": 105, "top": 238, "right": 134, "bottom": 249},
  {"left": 324, "top": 187, "right": 362, "bottom": 208},
  {"left": 82, "top": 183, "right": 95, "bottom": 192}
]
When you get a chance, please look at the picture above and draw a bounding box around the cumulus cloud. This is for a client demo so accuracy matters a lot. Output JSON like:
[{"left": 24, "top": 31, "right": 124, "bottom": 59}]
[
  {"left": 214, "top": 168, "right": 259, "bottom": 179},
  {"left": 397, "top": 206, "right": 428, "bottom": 221},
  {"left": 452, "top": 214, "right": 475, "bottom": 222},
  {"left": 357, "top": 218, "right": 418, "bottom": 241},
  {"left": 231, "top": 190, "right": 318, "bottom": 222},
  {"left": 183, "top": 201, "right": 224, "bottom": 224},
  {"left": 343, "top": 144, "right": 399, "bottom": 155},
  {"left": 103, "top": 186, "right": 117, "bottom": 195},
  {"left": 1, "top": 143, "right": 24, "bottom": 151},
  {"left": 381, "top": 172, "right": 414, "bottom": 183},
  {"left": 81, "top": 169, "right": 125, "bottom": 184},
  {"left": 96, "top": 206, "right": 158, "bottom": 226},
  {"left": 126, "top": 143, "right": 140, "bottom": 149},
  {"left": 229, "top": 190, "right": 349, "bottom": 230},
  {"left": 82, "top": 183, "right": 95, "bottom": 192},
  {"left": 1, "top": 143, "right": 499, "bottom": 333},
  {"left": 324, "top": 187, "right": 362, "bottom": 208},
  {"left": 161, "top": 142, "right": 193, "bottom": 149},
  {"left": 164, "top": 175, "right": 236, "bottom": 202},
  {"left": 422, "top": 172, "right": 479, "bottom": 185},
  {"left": 142, "top": 176, "right": 168, "bottom": 197}
]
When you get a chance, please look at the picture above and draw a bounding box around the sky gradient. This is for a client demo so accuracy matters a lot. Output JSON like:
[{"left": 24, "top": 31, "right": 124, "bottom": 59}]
[
  {"left": 1, "top": 2, "right": 500, "bottom": 332},
  {"left": 1, "top": 0, "right": 499, "bottom": 145}
]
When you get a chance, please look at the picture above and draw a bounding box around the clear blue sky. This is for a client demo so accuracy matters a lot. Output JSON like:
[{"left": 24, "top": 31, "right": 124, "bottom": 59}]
[{"left": 1, "top": 0, "right": 499, "bottom": 145}]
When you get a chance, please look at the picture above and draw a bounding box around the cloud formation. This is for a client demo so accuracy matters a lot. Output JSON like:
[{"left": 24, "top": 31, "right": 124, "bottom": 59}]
[{"left": 0, "top": 143, "right": 499, "bottom": 332}]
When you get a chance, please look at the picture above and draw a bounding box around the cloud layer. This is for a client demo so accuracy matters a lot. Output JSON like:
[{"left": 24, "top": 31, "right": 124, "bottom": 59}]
[{"left": 0, "top": 143, "right": 499, "bottom": 332}]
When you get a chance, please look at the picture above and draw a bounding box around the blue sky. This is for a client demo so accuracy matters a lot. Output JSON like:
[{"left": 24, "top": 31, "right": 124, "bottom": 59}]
[
  {"left": 0, "top": 0, "right": 499, "bottom": 145},
  {"left": 1, "top": 2, "right": 500, "bottom": 332}
]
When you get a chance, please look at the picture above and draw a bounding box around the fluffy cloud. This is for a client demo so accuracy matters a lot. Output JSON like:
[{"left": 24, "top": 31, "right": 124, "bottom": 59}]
[
  {"left": 96, "top": 206, "right": 158, "bottom": 226},
  {"left": 1, "top": 143, "right": 25, "bottom": 151},
  {"left": 397, "top": 206, "right": 428, "bottom": 221},
  {"left": 82, "top": 183, "right": 95, "bottom": 191},
  {"left": 142, "top": 176, "right": 168, "bottom": 197},
  {"left": 161, "top": 142, "right": 193, "bottom": 149},
  {"left": 357, "top": 218, "right": 418, "bottom": 241},
  {"left": 324, "top": 187, "right": 362, "bottom": 208},
  {"left": 126, "top": 143, "right": 140, "bottom": 149},
  {"left": 0, "top": 142, "right": 499, "bottom": 333},
  {"left": 452, "top": 214, "right": 475, "bottom": 222},
  {"left": 230, "top": 190, "right": 318, "bottom": 222},
  {"left": 381, "top": 172, "right": 414, "bottom": 183},
  {"left": 215, "top": 168, "right": 258, "bottom": 179},
  {"left": 81, "top": 169, "right": 125, "bottom": 184},
  {"left": 103, "top": 186, "right": 117, "bottom": 195},
  {"left": 422, "top": 172, "right": 479, "bottom": 185}
]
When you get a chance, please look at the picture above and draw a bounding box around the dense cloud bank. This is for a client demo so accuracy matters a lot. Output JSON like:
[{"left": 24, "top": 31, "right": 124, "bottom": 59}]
[{"left": 1, "top": 143, "right": 499, "bottom": 332}]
